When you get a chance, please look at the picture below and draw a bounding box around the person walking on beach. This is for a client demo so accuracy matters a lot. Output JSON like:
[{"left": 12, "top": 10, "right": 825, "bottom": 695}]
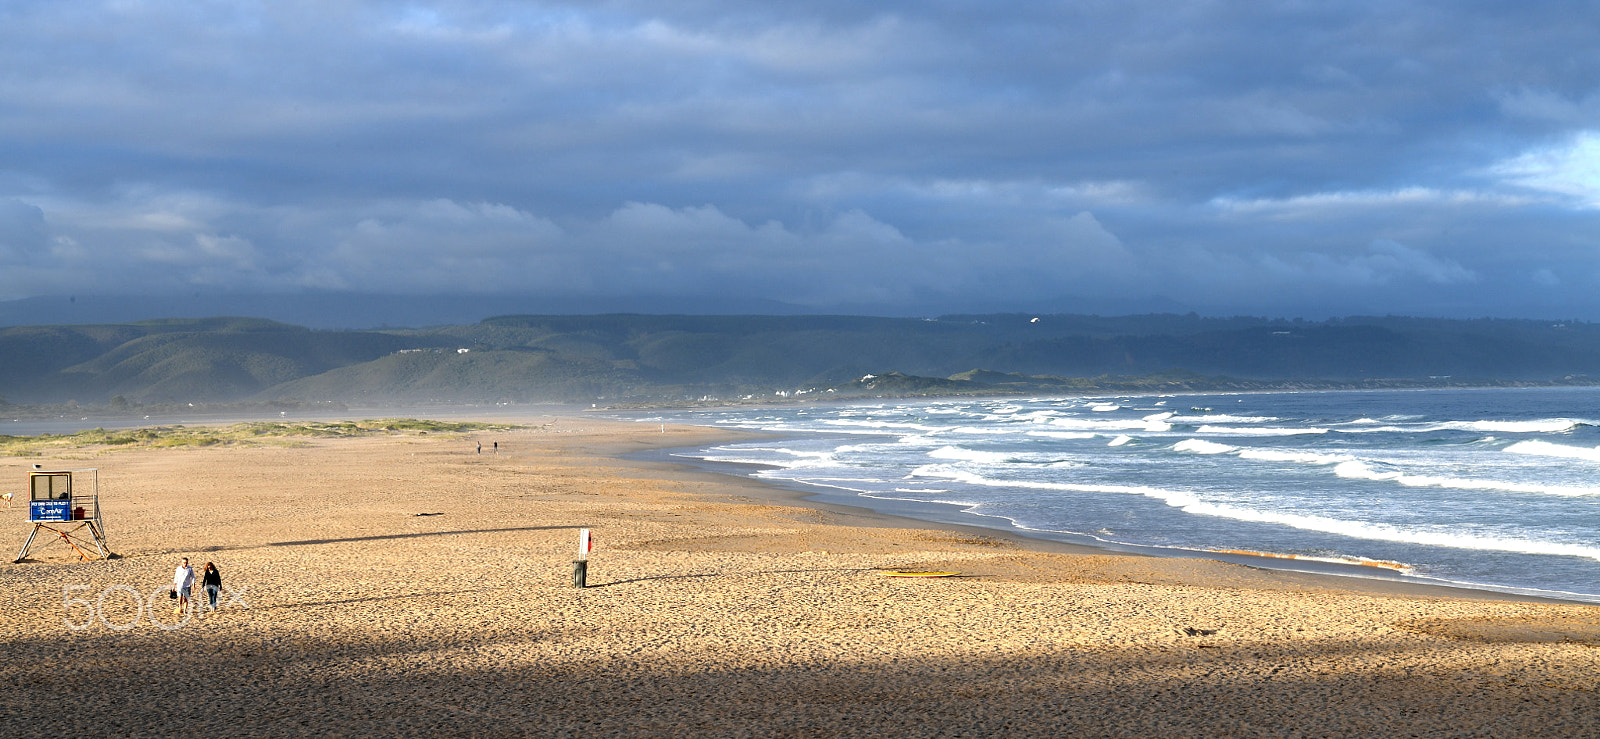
[
  {"left": 173, "top": 557, "right": 195, "bottom": 614},
  {"left": 201, "top": 562, "right": 222, "bottom": 612}
]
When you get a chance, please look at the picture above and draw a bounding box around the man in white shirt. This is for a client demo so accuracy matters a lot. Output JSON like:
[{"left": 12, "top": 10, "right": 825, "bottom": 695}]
[{"left": 173, "top": 557, "right": 195, "bottom": 614}]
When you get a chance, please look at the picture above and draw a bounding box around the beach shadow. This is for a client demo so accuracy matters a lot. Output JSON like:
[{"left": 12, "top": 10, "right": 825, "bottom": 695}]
[
  {"left": 151, "top": 526, "right": 584, "bottom": 556},
  {"left": 588, "top": 573, "right": 720, "bottom": 588},
  {"left": 262, "top": 525, "right": 582, "bottom": 549},
  {"left": 253, "top": 587, "right": 499, "bottom": 612},
  {"left": 7, "top": 626, "right": 1593, "bottom": 737},
  {"left": 130, "top": 526, "right": 585, "bottom": 559}
]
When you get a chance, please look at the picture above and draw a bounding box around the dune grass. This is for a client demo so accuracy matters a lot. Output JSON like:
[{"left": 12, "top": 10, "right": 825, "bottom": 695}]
[{"left": 0, "top": 419, "right": 520, "bottom": 455}]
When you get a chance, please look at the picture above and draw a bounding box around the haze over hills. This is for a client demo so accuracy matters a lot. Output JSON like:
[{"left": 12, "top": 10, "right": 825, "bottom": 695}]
[
  {"left": 3, "top": 313, "right": 1598, "bottom": 409},
  {"left": 0, "top": 293, "right": 1194, "bottom": 331}
]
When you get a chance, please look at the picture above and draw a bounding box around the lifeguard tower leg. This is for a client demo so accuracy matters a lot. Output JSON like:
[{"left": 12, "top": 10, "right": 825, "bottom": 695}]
[
  {"left": 86, "top": 521, "right": 109, "bottom": 558},
  {"left": 15, "top": 525, "right": 41, "bottom": 563}
]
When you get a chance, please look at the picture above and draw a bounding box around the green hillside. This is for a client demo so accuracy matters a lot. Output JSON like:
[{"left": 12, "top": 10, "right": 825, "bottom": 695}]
[{"left": 3, "top": 313, "right": 1600, "bottom": 407}]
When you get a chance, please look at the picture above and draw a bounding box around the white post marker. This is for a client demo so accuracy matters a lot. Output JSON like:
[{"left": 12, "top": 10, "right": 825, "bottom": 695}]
[{"left": 572, "top": 528, "right": 592, "bottom": 588}]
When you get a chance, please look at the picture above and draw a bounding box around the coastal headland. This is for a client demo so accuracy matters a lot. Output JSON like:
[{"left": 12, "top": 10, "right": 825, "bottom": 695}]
[{"left": 2, "top": 416, "right": 1597, "bottom": 736}]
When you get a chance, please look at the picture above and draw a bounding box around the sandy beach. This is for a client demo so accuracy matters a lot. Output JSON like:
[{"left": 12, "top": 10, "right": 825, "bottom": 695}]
[{"left": 2, "top": 416, "right": 1597, "bottom": 737}]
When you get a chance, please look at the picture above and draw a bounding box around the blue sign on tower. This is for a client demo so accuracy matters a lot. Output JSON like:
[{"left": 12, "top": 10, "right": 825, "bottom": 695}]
[{"left": 30, "top": 499, "right": 71, "bottom": 522}]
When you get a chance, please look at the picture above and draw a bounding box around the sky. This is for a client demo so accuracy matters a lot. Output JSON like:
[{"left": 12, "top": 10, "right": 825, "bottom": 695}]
[{"left": 3, "top": 1, "right": 1600, "bottom": 322}]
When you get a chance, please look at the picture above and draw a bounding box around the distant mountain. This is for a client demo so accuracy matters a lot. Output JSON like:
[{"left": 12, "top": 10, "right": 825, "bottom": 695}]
[
  {"left": 0, "top": 292, "right": 1195, "bottom": 331},
  {"left": 0, "top": 293, "right": 817, "bottom": 330},
  {"left": 2, "top": 313, "right": 1598, "bottom": 407}
]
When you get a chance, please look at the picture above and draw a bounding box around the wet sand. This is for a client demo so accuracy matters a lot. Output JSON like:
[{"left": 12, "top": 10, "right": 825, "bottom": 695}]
[{"left": 2, "top": 416, "right": 1597, "bottom": 737}]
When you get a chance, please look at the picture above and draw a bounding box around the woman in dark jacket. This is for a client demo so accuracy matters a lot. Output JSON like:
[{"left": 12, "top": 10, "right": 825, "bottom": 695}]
[{"left": 202, "top": 562, "right": 222, "bottom": 611}]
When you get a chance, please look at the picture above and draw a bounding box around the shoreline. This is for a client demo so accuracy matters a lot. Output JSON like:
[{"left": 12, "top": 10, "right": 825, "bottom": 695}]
[
  {"left": 615, "top": 430, "right": 1590, "bottom": 606},
  {"left": 4, "top": 414, "right": 1599, "bottom": 736}
]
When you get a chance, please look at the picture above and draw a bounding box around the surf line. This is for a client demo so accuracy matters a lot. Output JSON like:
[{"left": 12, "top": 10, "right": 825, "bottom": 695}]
[{"left": 1206, "top": 548, "right": 1412, "bottom": 573}]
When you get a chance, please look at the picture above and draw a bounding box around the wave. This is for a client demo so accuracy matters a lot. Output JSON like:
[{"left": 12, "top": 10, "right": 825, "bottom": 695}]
[
  {"left": 1442, "top": 419, "right": 1587, "bottom": 434},
  {"left": 1179, "top": 502, "right": 1600, "bottom": 561},
  {"left": 694, "top": 446, "right": 843, "bottom": 469},
  {"left": 1196, "top": 425, "right": 1329, "bottom": 436},
  {"left": 1333, "top": 460, "right": 1600, "bottom": 497},
  {"left": 943, "top": 425, "right": 1037, "bottom": 436},
  {"left": 1108, "top": 435, "right": 1133, "bottom": 447},
  {"left": 1047, "top": 417, "right": 1172, "bottom": 433},
  {"left": 819, "top": 419, "right": 941, "bottom": 433},
  {"left": 1236, "top": 448, "right": 1351, "bottom": 465},
  {"left": 903, "top": 465, "right": 1600, "bottom": 560},
  {"left": 1167, "top": 414, "right": 1280, "bottom": 424},
  {"left": 928, "top": 446, "right": 1012, "bottom": 464},
  {"left": 1173, "top": 439, "right": 1237, "bottom": 455},
  {"left": 1316, "top": 419, "right": 1589, "bottom": 435},
  {"left": 1505, "top": 439, "right": 1600, "bottom": 462},
  {"left": 1172, "top": 439, "right": 1354, "bottom": 467}
]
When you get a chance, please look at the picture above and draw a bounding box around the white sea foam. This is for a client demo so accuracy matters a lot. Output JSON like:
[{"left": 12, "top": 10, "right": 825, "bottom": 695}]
[
  {"left": 1047, "top": 417, "right": 1172, "bottom": 432},
  {"left": 1108, "top": 435, "right": 1133, "bottom": 447},
  {"left": 1168, "top": 414, "right": 1280, "bottom": 424},
  {"left": 697, "top": 446, "right": 842, "bottom": 469},
  {"left": 1505, "top": 439, "right": 1600, "bottom": 462},
  {"left": 904, "top": 465, "right": 1600, "bottom": 560},
  {"left": 1175, "top": 501, "right": 1600, "bottom": 561},
  {"left": 1237, "top": 449, "right": 1350, "bottom": 465},
  {"left": 1334, "top": 460, "right": 1599, "bottom": 496},
  {"left": 928, "top": 446, "right": 1012, "bottom": 464},
  {"left": 1440, "top": 419, "right": 1585, "bottom": 434},
  {"left": 945, "top": 425, "right": 1033, "bottom": 436},
  {"left": 1334, "top": 460, "right": 1402, "bottom": 481},
  {"left": 1321, "top": 419, "right": 1587, "bottom": 435},
  {"left": 1090, "top": 403, "right": 1120, "bottom": 412},
  {"left": 1196, "top": 425, "right": 1329, "bottom": 436},
  {"left": 1173, "top": 439, "right": 1237, "bottom": 455},
  {"left": 820, "top": 419, "right": 940, "bottom": 432},
  {"left": 1025, "top": 431, "right": 1098, "bottom": 440}
]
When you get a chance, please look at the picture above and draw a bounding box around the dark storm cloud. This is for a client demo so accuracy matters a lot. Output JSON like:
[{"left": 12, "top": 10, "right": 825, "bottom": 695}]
[{"left": 2, "top": 1, "right": 1598, "bottom": 317}]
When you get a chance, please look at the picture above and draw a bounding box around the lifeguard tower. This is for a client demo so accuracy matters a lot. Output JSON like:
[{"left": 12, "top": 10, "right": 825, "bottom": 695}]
[{"left": 15, "top": 468, "right": 111, "bottom": 563}]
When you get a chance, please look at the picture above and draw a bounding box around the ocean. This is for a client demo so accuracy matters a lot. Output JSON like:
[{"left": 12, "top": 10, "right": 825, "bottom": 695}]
[{"left": 633, "top": 387, "right": 1600, "bottom": 603}]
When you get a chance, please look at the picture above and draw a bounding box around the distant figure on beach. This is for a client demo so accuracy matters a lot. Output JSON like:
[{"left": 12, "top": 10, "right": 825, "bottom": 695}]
[
  {"left": 173, "top": 557, "right": 195, "bottom": 613},
  {"left": 476, "top": 441, "right": 482, "bottom": 454},
  {"left": 202, "top": 562, "right": 222, "bottom": 611},
  {"left": 493, "top": 441, "right": 498, "bottom": 455}
]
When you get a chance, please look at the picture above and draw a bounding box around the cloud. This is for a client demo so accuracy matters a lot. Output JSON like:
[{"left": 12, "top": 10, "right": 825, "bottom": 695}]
[
  {"left": 0, "top": 190, "right": 1146, "bottom": 308},
  {"left": 1209, "top": 188, "right": 1535, "bottom": 220},
  {"left": 316, "top": 200, "right": 568, "bottom": 292},
  {"left": 2, "top": 2, "right": 1600, "bottom": 318},
  {"left": 0, "top": 199, "right": 50, "bottom": 261},
  {"left": 1253, "top": 240, "right": 1476, "bottom": 292},
  {"left": 1489, "top": 131, "right": 1600, "bottom": 208}
]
